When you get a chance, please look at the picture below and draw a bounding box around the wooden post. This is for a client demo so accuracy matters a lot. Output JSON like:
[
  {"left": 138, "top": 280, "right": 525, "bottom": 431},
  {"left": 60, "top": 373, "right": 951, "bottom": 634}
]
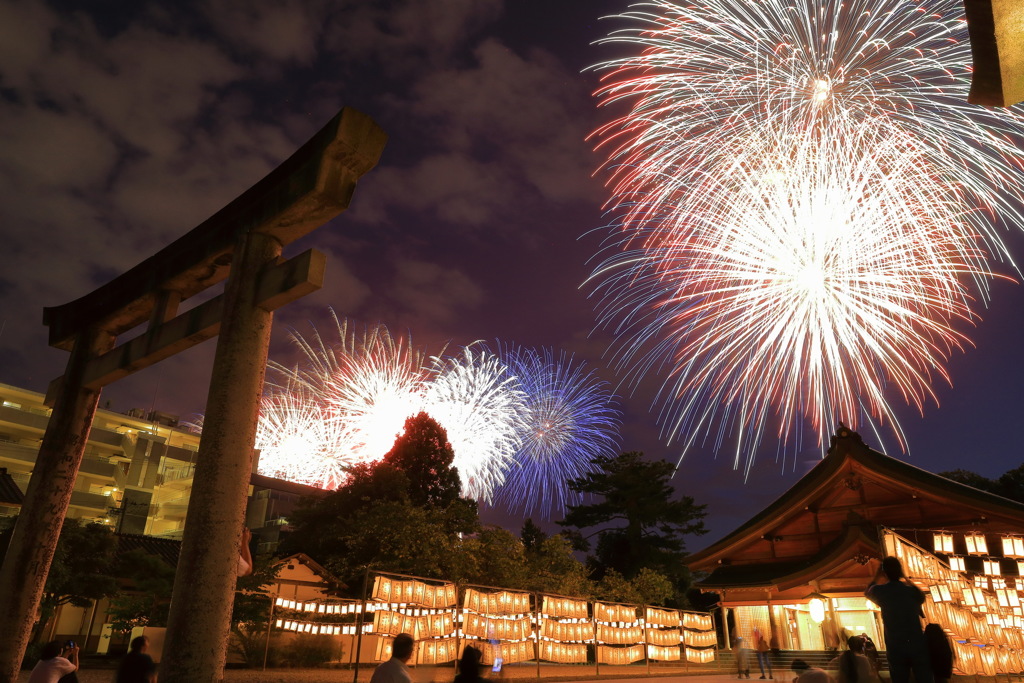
[
  {"left": 454, "top": 583, "right": 462, "bottom": 675},
  {"left": 593, "top": 602, "right": 600, "bottom": 678},
  {"left": 263, "top": 594, "right": 276, "bottom": 671},
  {"left": 642, "top": 604, "right": 651, "bottom": 675},
  {"left": 353, "top": 568, "right": 371, "bottom": 683},
  {"left": 0, "top": 327, "right": 113, "bottom": 681},
  {"left": 534, "top": 593, "right": 541, "bottom": 680},
  {"left": 160, "top": 231, "right": 283, "bottom": 683}
]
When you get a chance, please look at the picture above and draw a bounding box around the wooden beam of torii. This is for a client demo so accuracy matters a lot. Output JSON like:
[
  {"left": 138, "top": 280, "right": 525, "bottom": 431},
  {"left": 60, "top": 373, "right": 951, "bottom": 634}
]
[
  {"left": 0, "top": 107, "right": 386, "bottom": 683},
  {"left": 963, "top": 0, "right": 1024, "bottom": 107}
]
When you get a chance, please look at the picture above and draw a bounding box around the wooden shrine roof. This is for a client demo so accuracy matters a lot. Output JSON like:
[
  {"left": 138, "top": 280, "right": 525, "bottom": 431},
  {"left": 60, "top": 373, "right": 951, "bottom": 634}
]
[{"left": 686, "top": 427, "right": 1024, "bottom": 592}]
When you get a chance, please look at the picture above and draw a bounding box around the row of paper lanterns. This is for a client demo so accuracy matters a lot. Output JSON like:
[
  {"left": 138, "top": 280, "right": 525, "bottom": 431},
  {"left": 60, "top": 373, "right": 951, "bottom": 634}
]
[{"left": 933, "top": 533, "right": 1024, "bottom": 559}]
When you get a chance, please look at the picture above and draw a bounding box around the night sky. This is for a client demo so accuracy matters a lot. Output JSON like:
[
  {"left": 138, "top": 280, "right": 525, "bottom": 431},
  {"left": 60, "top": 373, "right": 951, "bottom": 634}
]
[{"left": 2, "top": 0, "right": 1023, "bottom": 551}]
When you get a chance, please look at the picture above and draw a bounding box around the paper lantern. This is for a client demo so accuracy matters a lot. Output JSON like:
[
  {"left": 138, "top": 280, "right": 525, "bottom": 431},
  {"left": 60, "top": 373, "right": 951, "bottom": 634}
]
[
  {"left": 935, "top": 533, "right": 955, "bottom": 553},
  {"left": 809, "top": 598, "right": 826, "bottom": 623},
  {"left": 966, "top": 533, "right": 989, "bottom": 555}
]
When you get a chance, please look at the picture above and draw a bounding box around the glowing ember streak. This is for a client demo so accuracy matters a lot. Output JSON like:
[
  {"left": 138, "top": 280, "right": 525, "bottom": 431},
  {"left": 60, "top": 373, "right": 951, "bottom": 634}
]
[{"left": 589, "top": 0, "right": 1024, "bottom": 471}]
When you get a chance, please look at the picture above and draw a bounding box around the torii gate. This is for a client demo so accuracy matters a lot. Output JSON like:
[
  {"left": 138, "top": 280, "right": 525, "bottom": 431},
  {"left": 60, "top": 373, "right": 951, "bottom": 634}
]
[{"left": 0, "top": 108, "right": 386, "bottom": 683}]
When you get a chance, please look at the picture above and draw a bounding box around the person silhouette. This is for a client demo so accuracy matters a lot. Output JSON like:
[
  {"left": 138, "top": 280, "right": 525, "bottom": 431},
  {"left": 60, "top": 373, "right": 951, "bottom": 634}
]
[{"left": 865, "top": 557, "right": 933, "bottom": 683}]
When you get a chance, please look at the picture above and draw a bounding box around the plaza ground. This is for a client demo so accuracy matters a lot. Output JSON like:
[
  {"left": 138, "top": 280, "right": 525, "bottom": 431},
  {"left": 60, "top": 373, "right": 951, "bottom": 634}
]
[{"left": 16, "top": 663, "right": 1022, "bottom": 683}]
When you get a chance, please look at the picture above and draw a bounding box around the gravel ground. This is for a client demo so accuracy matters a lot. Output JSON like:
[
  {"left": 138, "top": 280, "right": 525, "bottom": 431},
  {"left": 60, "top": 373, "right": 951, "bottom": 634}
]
[{"left": 17, "top": 663, "right": 724, "bottom": 683}]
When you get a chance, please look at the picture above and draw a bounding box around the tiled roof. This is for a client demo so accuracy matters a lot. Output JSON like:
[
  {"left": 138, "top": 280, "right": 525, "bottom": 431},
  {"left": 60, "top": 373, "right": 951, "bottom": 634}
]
[
  {"left": 686, "top": 427, "right": 1024, "bottom": 568},
  {"left": 250, "top": 472, "right": 329, "bottom": 497},
  {"left": 0, "top": 468, "right": 24, "bottom": 506},
  {"left": 115, "top": 533, "right": 181, "bottom": 567}
]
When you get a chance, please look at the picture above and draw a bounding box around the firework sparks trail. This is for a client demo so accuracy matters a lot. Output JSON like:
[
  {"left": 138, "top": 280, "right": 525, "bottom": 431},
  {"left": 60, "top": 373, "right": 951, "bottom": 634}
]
[
  {"left": 244, "top": 315, "right": 531, "bottom": 502},
  {"left": 303, "top": 319, "right": 430, "bottom": 463},
  {"left": 424, "top": 346, "right": 529, "bottom": 503},
  {"left": 493, "top": 344, "right": 621, "bottom": 517},
  {"left": 234, "top": 313, "right": 623, "bottom": 507},
  {"left": 254, "top": 382, "right": 355, "bottom": 490},
  {"left": 589, "top": 0, "right": 1024, "bottom": 471}
]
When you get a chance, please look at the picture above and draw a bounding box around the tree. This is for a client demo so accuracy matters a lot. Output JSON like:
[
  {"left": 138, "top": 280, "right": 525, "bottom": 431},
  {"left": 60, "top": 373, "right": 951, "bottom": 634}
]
[
  {"left": 940, "top": 464, "right": 1024, "bottom": 503},
  {"left": 0, "top": 517, "right": 119, "bottom": 641},
  {"left": 460, "top": 526, "right": 530, "bottom": 588},
  {"left": 559, "top": 452, "right": 708, "bottom": 584},
  {"left": 107, "top": 549, "right": 176, "bottom": 633},
  {"left": 230, "top": 553, "right": 284, "bottom": 668},
  {"left": 282, "top": 413, "right": 479, "bottom": 591},
  {"left": 523, "top": 534, "right": 593, "bottom": 597},
  {"left": 939, "top": 469, "right": 1001, "bottom": 495},
  {"left": 520, "top": 518, "right": 548, "bottom": 551},
  {"left": 383, "top": 412, "right": 463, "bottom": 509}
]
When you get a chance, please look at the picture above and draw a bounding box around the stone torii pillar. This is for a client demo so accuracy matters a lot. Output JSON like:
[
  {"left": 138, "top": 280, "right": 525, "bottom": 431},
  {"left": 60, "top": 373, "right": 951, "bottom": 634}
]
[
  {"left": 0, "top": 108, "right": 386, "bottom": 683},
  {"left": 963, "top": 0, "right": 1024, "bottom": 106}
]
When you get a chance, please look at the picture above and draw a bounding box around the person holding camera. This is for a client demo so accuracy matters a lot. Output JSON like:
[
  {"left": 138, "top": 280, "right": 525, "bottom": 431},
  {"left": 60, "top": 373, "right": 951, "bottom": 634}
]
[{"left": 27, "top": 640, "right": 78, "bottom": 683}]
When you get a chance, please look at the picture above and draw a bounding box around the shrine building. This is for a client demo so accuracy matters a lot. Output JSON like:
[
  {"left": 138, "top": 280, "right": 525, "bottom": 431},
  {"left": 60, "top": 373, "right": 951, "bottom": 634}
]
[{"left": 686, "top": 426, "right": 1024, "bottom": 675}]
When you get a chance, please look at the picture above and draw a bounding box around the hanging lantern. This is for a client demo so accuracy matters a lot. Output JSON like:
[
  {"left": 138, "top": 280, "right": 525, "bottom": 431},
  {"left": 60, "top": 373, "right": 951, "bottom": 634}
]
[
  {"left": 966, "top": 533, "right": 988, "bottom": 555},
  {"left": 809, "top": 598, "right": 826, "bottom": 623},
  {"left": 1002, "top": 537, "right": 1024, "bottom": 558},
  {"left": 935, "top": 533, "right": 955, "bottom": 553},
  {"left": 950, "top": 556, "right": 966, "bottom": 572}
]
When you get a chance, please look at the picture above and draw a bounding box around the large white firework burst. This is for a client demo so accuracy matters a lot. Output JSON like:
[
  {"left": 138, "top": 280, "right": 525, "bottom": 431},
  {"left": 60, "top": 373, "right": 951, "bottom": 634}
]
[
  {"left": 254, "top": 382, "right": 355, "bottom": 489},
  {"left": 589, "top": 0, "right": 1024, "bottom": 471},
  {"left": 424, "top": 346, "right": 528, "bottom": 502}
]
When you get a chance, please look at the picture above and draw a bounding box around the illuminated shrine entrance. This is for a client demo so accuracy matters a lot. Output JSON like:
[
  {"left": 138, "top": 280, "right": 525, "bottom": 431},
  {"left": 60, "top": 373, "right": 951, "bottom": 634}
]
[{"left": 686, "top": 427, "right": 1024, "bottom": 675}]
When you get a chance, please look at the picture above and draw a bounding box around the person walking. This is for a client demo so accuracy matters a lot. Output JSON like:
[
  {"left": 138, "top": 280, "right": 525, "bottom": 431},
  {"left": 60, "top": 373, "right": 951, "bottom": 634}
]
[
  {"left": 116, "top": 635, "right": 157, "bottom": 683},
  {"left": 370, "top": 633, "right": 416, "bottom": 683},
  {"left": 865, "top": 557, "right": 933, "bottom": 683},
  {"left": 734, "top": 636, "right": 751, "bottom": 679}
]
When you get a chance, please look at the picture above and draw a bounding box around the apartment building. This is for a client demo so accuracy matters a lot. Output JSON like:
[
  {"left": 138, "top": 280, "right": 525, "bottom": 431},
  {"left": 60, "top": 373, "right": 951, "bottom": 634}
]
[{"left": 0, "top": 382, "right": 324, "bottom": 540}]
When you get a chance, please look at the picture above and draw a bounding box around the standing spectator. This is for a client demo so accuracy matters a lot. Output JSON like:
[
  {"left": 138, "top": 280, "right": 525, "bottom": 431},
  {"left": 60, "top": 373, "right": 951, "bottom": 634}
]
[
  {"left": 116, "top": 635, "right": 157, "bottom": 683},
  {"left": 924, "top": 623, "right": 954, "bottom": 683},
  {"left": 370, "top": 633, "right": 416, "bottom": 683},
  {"left": 27, "top": 641, "right": 77, "bottom": 683},
  {"left": 756, "top": 632, "right": 774, "bottom": 679},
  {"left": 865, "top": 557, "right": 933, "bottom": 683},
  {"left": 454, "top": 645, "right": 484, "bottom": 683}
]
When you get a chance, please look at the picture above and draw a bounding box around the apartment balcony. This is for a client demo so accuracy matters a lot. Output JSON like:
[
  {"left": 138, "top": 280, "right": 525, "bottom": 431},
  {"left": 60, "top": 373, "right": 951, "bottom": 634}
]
[
  {"left": 69, "top": 490, "right": 112, "bottom": 511},
  {"left": 79, "top": 456, "right": 116, "bottom": 478},
  {"left": 0, "top": 404, "right": 49, "bottom": 431}
]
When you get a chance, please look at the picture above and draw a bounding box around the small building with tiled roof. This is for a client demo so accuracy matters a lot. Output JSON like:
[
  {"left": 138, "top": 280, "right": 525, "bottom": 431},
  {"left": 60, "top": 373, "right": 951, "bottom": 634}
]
[
  {"left": 0, "top": 468, "right": 24, "bottom": 514},
  {"left": 686, "top": 426, "right": 1024, "bottom": 656},
  {"left": 115, "top": 532, "right": 181, "bottom": 568}
]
